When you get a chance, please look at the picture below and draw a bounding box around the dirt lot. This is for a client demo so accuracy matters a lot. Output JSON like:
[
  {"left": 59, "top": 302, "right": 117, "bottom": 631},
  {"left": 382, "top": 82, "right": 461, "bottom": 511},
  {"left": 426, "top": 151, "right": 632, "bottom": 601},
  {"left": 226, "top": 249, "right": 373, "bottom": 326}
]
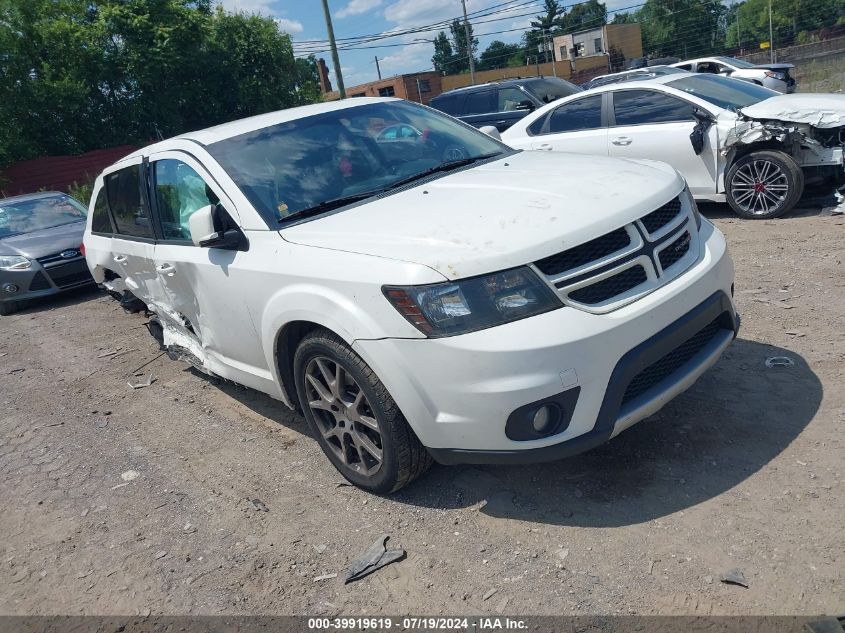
[{"left": 1, "top": 205, "right": 843, "bottom": 617}]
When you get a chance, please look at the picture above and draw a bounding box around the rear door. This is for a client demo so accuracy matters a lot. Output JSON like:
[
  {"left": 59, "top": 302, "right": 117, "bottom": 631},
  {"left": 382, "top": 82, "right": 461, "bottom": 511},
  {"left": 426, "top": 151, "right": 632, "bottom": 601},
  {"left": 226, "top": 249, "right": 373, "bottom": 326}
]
[
  {"left": 147, "top": 151, "right": 266, "bottom": 383},
  {"left": 529, "top": 93, "right": 607, "bottom": 155},
  {"left": 102, "top": 160, "right": 163, "bottom": 306},
  {"left": 459, "top": 90, "right": 498, "bottom": 128},
  {"left": 606, "top": 89, "right": 718, "bottom": 194}
]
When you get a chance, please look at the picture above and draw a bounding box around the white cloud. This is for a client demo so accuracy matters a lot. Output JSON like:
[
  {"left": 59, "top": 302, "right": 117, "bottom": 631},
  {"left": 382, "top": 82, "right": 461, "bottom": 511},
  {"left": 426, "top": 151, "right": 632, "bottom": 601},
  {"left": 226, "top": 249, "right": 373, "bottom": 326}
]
[
  {"left": 275, "top": 18, "right": 304, "bottom": 34},
  {"left": 336, "top": 0, "right": 383, "bottom": 19}
]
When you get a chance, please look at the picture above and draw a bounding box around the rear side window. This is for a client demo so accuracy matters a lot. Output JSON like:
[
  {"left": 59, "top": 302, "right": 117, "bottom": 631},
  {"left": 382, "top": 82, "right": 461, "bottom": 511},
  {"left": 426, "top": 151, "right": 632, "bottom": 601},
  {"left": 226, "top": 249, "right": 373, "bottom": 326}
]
[
  {"left": 105, "top": 166, "right": 153, "bottom": 238},
  {"left": 464, "top": 90, "right": 495, "bottom": 115},
  {"left": 431, "top": 94, "right": 459, "bottom": 115},
  {"left": 613, "top": 90, "right": 695, "bottom": 126},
  {"left": 91, "top": 186, "right": 112, "bottom": 233},
  {"left": 547, "top": 95, "right": 603, "bottom": 133}
]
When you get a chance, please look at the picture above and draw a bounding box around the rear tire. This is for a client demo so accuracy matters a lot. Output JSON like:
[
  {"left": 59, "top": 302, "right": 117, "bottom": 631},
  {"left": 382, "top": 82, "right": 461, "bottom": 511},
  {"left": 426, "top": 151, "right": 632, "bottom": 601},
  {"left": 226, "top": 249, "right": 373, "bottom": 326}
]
[
  {"left": 726, "top": 150, "right": 804, "bottom": 219},
  {"left": 0, "top": 301, "right": 22, "bottom": 316},
  {"left": 293, "top": 328, "right": 432, "bottom": 493}
]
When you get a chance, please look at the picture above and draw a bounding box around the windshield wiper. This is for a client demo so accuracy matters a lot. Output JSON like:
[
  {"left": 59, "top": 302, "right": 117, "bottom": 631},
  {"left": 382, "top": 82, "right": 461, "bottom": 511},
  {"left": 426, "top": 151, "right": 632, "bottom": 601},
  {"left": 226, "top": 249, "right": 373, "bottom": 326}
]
[
  {"left": 278, "top": 189, "right": 386, "bottom": 224},
  {"left": 387, "top": 152, "right": 503, "bottom": 189}
]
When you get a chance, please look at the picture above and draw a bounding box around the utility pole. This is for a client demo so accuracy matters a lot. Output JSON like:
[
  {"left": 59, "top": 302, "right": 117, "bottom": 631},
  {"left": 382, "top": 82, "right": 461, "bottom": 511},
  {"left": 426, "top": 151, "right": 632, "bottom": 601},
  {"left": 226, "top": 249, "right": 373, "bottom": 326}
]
[
  {"left": 373, "top": 56, "right": 382, "bottom": 80},
  {"left": 736, "top": 11, "right": 741, "bottom": 49},
  {"left": 321, "top": 0, "right": 345, "bottom": 99},
  {"left": 768, "top": 0, "right": 775, "bottom": 63},
  {"left": 460, "top": 0, "right": 476, "bottom": 85}
]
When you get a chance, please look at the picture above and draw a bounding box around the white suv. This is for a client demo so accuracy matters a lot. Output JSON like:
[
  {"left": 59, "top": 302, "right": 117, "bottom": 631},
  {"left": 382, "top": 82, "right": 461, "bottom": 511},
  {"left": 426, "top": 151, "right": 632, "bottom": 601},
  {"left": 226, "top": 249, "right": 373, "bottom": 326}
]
[{"left": 84, "top": 97, "right": 739, "bottom": 493}]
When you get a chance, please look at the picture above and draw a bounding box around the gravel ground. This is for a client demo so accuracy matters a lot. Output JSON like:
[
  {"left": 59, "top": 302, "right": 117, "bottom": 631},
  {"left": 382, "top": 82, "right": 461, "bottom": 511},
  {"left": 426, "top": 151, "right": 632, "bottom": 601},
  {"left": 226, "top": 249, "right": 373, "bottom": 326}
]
[{"left": 0, "top": 205, "right": 843, "bottom": 617}]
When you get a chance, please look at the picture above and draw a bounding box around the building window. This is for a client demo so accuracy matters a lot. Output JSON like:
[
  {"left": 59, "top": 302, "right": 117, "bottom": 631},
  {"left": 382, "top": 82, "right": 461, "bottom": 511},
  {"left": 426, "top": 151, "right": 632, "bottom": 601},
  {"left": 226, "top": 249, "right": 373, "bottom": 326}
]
[
  {"left": 378, "top": 86, "right": 395, "bottom": 97},
  {"left": 351, "top": 92, "right": 366, "bottom": 97},
  {"left": 576, "top": 42, "right": 586, "bottom": 57},
  {"left": 559, "top": 46, "right": 568, "bottom": 60},
  {"left": 417, "top": 79, "right": 431, "bottom": 93},
  {"left": 594, "top": 38, "right": 603, "bottom": 53}
]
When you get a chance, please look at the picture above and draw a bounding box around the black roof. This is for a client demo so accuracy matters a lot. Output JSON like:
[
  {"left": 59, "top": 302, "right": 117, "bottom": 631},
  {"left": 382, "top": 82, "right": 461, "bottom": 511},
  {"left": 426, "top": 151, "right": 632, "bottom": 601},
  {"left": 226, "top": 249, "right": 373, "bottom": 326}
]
[{"left": 434, "top": 76, "right": 550, "bottom": 97}]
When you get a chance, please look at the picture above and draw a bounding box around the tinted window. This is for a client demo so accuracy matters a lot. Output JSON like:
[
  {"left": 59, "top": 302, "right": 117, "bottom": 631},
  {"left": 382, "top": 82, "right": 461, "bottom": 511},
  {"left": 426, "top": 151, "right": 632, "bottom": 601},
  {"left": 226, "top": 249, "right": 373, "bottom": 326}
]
[
  {"left": 0, "top": 194, "right": 86, "bottom": 239},
  {"left": 613, "top": 90, "right": 695, "bottom": 125},
  {"left": 498, "top": 88, "right": 526, "bottom": 112},
  {"left": 431, "top": 93, "right": 460, "bottom": 115},
  {"left": 547, "top": 95, "right": 603, "bottom": 133},
  {"left": 91, "top": 187, "right": 112, "bottom": 233},
  {"left": 378, "top": 86, "right": 395, "bottom": 97},
  {"left": 105, "top": 166, "right": 153, "bottom": 238},
  {"left": 667, "top": 75, "right": 777, "bottom": 111},
  {"left": 154, "top": 160, "right": 217, "bottom": 241},
  {"left": 464, "top": 90, "right": 495, "bottom": 115},
  {"left": 523, "top": 77, "right": 582, "bottom": 103}
]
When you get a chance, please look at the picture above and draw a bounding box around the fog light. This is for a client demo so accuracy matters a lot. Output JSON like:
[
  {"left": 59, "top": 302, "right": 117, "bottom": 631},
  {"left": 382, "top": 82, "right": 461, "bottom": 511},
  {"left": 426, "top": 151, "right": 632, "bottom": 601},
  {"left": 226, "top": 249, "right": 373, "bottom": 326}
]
[
  {"left": 2, "top": 283, "right": 19, "bottom": 294},
  {"left": 532, "top": 404, "right": 560, "bottom": 434}
]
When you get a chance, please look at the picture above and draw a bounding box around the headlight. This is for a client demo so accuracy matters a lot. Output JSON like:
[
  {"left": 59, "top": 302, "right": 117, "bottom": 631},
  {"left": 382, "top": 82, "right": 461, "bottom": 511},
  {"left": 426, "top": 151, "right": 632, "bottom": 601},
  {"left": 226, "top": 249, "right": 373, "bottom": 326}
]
[
  {"left": 682, "top": 186, "right": 703, "bottom": 231},
  {"left": 384, "top": 266, "right": 562, "bottom": 338},
  {"left": 765, "top": 71, "right": 785, "bottom": 81},
  {"left": 0, "top": 255, "right": 31, "bottom": 270}
]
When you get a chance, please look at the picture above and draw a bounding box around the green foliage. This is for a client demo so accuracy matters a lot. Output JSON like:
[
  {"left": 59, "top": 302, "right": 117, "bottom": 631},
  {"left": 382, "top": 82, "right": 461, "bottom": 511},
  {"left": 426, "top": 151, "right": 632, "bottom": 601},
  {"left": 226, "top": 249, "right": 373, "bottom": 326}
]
[
  {"left": 431, "top": 19, "right": 478, "bottom": 74},
  {"left": 68, "top": 178, "right": 95, "bottom": 206},
  {"left": 725, "top": 0, "right": 844, "bottom": 49},
  {"left": 563, "top": 0, "right": 608, "bottom": 32},
  {"left": 0, "top": 0, "right": 320, "bottom": 167},
  {"left": 477, "top": 40, "right": 522, "bottom": 71}
]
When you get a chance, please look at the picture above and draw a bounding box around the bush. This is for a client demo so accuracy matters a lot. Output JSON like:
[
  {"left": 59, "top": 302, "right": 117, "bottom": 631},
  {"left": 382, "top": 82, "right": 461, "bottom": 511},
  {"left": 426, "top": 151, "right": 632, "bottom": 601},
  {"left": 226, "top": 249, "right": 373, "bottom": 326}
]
[{"left": 67, "top": 179, "right": 94, "bottom": 206}]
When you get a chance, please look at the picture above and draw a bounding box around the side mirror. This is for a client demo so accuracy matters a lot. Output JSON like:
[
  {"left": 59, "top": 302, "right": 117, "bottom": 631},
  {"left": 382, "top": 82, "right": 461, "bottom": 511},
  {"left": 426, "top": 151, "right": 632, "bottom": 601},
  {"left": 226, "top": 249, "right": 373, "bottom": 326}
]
[
  {"left": 692, "top": 107, "right": 715, "bottom": 123},
  {"left": 515, "top": 100, "right": 535, "bottom": 112},
  {"left": 189, "top": 204, "right": 245, "bottom": 251},
  {"left": 479, "top": 125, "right": 502, "bottom": 141}
]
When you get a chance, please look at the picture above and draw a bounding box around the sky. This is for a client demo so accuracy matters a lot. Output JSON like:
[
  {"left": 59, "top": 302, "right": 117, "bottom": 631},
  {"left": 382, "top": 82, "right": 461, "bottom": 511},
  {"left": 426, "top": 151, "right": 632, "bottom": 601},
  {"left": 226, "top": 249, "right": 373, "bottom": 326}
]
[{"left": 217, "top": 0, "right": 639, "bottom": 90}]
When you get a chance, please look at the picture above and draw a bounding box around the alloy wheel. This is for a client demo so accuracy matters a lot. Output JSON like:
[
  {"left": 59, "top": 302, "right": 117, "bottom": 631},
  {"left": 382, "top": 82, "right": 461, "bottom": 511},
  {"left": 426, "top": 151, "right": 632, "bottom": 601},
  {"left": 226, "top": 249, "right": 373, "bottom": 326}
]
[
  {"left": 730, "top": 159, "right": 789, "bottom": 216},
  {"left": 304, "top": 356, "right": 384, "bottom": 476}
]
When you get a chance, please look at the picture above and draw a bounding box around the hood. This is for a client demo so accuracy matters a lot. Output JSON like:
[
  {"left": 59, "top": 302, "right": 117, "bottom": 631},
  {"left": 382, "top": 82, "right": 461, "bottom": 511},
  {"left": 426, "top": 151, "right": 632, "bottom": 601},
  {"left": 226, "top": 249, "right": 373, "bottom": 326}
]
[
  {"left": 741, "top": 93, "right": 845, "bottom": 128},
  {"left": 0, "top": 221, "right": 86, "bottom": 259},
  {"left": 281, "top": 151, "right": 684, "bottom": 281},
  {"left": 750, "top": 63, "right": 794, "bottom": 71}
]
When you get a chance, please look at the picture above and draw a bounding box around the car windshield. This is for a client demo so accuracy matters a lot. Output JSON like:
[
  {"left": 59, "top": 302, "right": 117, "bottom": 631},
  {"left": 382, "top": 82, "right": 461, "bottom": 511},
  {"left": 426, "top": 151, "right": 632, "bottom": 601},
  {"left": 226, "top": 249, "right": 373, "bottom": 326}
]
[
  {"left": 523, "top": 78, "right": 582, "bottom": 103},
  {"left": 207, "top": 101, "right": 510, "bottom": 223},
  {"left": 718, "top": 56, "right": 756, "bottom": 69},
  {"left": 667, "top": 74, "right": 779, "bottom": 111},
  {"left": 0, "top": 194, "right": 87, "bottom": 239}
]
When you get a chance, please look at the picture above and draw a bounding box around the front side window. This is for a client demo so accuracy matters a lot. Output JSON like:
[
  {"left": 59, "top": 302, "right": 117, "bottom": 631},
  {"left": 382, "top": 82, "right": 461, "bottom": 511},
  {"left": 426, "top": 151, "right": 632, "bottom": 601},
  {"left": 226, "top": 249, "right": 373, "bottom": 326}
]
[
  {"left": 207, "top": 101, "right": 510, "bottom": 225},
  {"left": 498, "top": 88, "right": 527, "bottom": 111},
  {"left": 105, "top": 166, "right": 153, "bottom": 238},
  {"left": 613, "top": 90, "right": 695, "bottom": 126},
  {"left": 547, "top": 95, "right": 603, "bottom": 133},
  {"left": 154, "top": 160, "right": 218, "bottom": 241},
  {"left": 91, "top": 187, "right": 112, "bottom": 233},
  {"left": 0, "top": 194, "right": 86, "bottom": 239}
]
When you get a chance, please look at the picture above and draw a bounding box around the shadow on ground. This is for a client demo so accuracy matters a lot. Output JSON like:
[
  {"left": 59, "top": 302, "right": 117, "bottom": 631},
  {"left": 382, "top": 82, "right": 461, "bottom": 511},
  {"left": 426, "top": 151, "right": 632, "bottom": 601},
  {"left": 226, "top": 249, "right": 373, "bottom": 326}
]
[
  {"left": 698, "top": 193, "right": 837, "bottom": 221},
  {"left": 10, "top": 284, "right": 102, "bottom": 316},
  {"left": 217, "top": 335, "right": 821, "bottom": 528}
]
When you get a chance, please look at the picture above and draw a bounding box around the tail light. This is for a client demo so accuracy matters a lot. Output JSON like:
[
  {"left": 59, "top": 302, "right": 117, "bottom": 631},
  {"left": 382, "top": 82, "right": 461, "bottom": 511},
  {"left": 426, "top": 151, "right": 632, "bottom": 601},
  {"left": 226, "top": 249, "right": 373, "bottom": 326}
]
[{"left": 80, "top": 242, "right": 86, "bottom": 257}]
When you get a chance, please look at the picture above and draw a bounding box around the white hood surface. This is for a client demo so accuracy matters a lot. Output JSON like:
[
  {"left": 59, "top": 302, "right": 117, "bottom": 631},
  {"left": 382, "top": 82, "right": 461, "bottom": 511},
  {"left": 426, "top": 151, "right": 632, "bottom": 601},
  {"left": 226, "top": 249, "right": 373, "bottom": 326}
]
[
  {"left": 281, "top": 151, "right": 684, "bottom": 280},
  {"left": 741, "top": 93, "right": 845, "bottom": 128}
]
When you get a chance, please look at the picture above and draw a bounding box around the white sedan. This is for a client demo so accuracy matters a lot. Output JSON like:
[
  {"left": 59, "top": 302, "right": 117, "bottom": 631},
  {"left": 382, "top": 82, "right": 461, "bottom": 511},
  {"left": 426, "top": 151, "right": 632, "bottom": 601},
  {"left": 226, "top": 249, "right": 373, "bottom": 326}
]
[
  {"left": 671, "top": 56, "right": 796, "bottom": 93},
  {"left": 501, "top": 74, "right": 845, "bottom": 219}
]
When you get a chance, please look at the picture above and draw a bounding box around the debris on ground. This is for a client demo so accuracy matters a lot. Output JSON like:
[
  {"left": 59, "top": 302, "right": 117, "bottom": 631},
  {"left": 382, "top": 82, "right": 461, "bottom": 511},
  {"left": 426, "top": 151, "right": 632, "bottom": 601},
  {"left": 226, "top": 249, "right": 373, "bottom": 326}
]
[
  {"left": 313, "top": 543, "right": 327, "bottom": 554},
  {"left": 97, "top": 349, "right": 119, "bottom": 358},
  {"left": 154, "top": 550, "right": 168, "bottom": 560},
  {"left": 120, "top": 470, "right": 140, "bottom": 482},
  {"left": 556, "top": 548, "right": 570, "bottom": 562},
  {"left": 314, "top": 573, "right": 337, "bottom": 582},
  {"left": 250, "top": 498, "right": 269, "bottom": 512},
  {"left": 344, "top": 534, "right": 405, "bottom": 584},
  {"left": 765, "top": 356, "right": 795, "bottom": 369},
  {"left": 127, "top": 374, "right": 155, "bottom": 389},
  {"left": 482, "top": 588, "right": 498, "bottom": 601},
  {"left": 720, "top": 568, "right": 749, "bottom": 588}
]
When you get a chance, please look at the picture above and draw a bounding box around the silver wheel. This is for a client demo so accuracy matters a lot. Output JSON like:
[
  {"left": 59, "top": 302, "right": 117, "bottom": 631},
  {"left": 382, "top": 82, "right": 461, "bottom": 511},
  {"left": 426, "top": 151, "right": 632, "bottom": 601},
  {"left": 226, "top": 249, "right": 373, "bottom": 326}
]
[
  {"left": 304, "top": 356, "right": 383, "bottom": 476},
  {"left": 729, "top": 158, "right": 790, "bottom": 216}
]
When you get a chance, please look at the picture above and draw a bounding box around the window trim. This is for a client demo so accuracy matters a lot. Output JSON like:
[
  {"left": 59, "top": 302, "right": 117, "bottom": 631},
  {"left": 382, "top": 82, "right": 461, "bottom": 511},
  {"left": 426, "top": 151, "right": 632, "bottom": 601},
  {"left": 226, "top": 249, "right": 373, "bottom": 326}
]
[{"left": 607, "top": 88, "right": 699, "bottom": 128}]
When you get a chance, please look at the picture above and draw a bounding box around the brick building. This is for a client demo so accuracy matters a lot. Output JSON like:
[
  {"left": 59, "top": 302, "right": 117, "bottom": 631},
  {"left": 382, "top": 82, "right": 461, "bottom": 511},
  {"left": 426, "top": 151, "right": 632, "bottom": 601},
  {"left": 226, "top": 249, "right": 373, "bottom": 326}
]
[{"left": 323, "top": 71, "right": 443, "bottom": 105}]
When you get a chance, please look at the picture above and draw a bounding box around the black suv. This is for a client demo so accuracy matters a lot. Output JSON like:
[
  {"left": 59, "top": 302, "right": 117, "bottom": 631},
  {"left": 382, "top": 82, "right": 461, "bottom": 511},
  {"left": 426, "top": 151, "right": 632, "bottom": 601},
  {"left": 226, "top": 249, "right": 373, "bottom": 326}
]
[{"left": 429, "top": 77, "right": 582, "bottom": 132}]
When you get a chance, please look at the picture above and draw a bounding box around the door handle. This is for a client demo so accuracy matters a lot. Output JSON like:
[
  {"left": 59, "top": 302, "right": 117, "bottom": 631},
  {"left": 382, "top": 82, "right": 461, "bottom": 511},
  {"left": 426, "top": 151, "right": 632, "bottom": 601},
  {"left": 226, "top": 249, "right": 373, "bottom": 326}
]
[
  {"left": 536, "top": 142, "right": 554, "bottom": 151},
  {"left": 612, "top": 137, "right": 633, "bottom": 146},
  {"left": 113, "top": 255, "right": 127, "bottom": 263},
  {"left": 157, "top": 263, "right": 176, "bottom": 275}
]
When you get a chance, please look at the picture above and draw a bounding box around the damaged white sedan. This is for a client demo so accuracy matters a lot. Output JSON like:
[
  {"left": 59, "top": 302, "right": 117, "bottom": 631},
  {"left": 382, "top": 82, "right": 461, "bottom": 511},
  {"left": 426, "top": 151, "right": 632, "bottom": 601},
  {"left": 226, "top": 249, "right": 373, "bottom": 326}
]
[
  {"left": 502, "top": 74, "right": 845, "bottom": 219},
  {"left": 84, "top": 97, "right": 739, "bottom": 492}
]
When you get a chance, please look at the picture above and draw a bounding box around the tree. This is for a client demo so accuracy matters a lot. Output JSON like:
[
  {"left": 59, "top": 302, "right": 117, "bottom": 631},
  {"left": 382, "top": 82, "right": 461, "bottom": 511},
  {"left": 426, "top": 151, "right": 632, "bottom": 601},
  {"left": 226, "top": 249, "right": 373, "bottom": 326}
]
[
  {"left": 563, "top": 0, "right": 608, "bottom": 32},
  {"left": 477, "top": 40, "right": 522, "bottom": 70},
  {"left": 431, "top": 31, "right": 457, "bottom": 74},
  {"left": 530, "top": 0, "right": 567, "bottom": 31},
  {"left": 449, "top": 18, "right": 478, "bottom": 73}
]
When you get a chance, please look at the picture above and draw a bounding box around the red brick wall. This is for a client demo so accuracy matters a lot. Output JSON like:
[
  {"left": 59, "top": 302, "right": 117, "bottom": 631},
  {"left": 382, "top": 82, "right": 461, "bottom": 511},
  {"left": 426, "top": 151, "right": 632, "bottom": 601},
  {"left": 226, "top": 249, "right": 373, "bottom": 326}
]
[{"left": 0, "top": 145, "right": 138, "bottom": 197}]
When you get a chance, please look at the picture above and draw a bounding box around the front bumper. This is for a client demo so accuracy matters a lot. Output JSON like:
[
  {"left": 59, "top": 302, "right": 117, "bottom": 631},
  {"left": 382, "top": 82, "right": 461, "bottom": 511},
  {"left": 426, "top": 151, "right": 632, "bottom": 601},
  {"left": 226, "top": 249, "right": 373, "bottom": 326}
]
[
  {"left": 353, "top": 221, "right": 736, "bottom": 462},
  {"left": 0, "top": 255, "right": 94, "bottom": 307}
]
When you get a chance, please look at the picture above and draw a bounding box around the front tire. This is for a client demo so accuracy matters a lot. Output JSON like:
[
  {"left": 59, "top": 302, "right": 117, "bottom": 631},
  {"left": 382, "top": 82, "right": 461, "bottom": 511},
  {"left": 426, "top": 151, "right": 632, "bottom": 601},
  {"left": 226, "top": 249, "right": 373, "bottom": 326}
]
[
  {"left": 0, "top": 300, "right": 22, "bottom": 316},
  {"left": 726, "top": 150, "right": 804, "bottom": 219},
  {"left": 293, "top": 329, "right": 432, "bottom": 493}
]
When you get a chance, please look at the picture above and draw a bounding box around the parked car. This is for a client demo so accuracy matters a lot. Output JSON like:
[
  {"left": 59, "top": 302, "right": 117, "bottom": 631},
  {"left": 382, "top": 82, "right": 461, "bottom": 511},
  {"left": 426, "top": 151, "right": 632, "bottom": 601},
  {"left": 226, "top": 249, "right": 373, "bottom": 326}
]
[
  {"left": 670, "top": 56, "right": 796, "bottom": 93},
  {"left": 429, "top": 76, "right": 582, "bottom": 132},
  {"left": 85, "top": 97, "right": 739, "bottom": 492},
  {"left": 0, "top": 191, "right": 93, "bottom": 315},
  {"left": 583, "top": 65, "right": 688, "bottom": 90},
  {"left": 501, "top": 74, "right": 845, "bottom": 219}
]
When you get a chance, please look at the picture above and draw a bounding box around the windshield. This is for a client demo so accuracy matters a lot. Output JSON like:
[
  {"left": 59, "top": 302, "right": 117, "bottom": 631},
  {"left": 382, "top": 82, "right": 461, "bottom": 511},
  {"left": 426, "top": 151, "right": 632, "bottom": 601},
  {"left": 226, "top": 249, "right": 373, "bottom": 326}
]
[
  {"left": 0, "top": 194, "right": 87, "bottom": 239},
  {"left": 667, "top": 75, "right": 779, "bottom": 111},
  {"left": 718, "top": 56, "right": 756, "bottom": 69},
  {"left": 523, "top": 77, "right": 582, "bottom": 103},
  {"left": 207, "top": 101, "right": 510, "bottom": 223}
]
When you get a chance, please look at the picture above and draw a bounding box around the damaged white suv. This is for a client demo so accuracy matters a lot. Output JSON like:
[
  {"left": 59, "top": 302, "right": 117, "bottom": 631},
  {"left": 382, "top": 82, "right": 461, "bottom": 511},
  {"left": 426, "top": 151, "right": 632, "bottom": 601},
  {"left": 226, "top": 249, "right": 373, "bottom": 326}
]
[
  {"left": 84, "top": 98, "right": 739, "bottom": 492},
  {"left": 502, "top": 74, "right": 845, "bottom": 219}
]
